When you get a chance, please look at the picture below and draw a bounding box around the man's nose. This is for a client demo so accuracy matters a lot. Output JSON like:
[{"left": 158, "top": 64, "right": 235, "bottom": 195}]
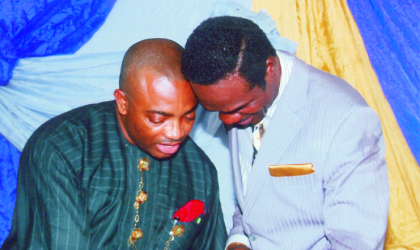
[
  {"left": 218, "top": 112, "right": 242, "bottom": 125},
  {"left": 165, "top": 120, "right": 183, "bottom": 140}
]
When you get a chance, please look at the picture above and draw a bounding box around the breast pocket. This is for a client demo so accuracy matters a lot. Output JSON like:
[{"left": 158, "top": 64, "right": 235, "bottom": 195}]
[
  {"left": 268, "top": 172, "right": 321, "bottom": 209},
  {"left": 269, "top": 171, "right": 317, "bottom": 187},
  {"left": 267, "top": 172, "right": 323, "bottom": 220},
  {"left": 151, "top": 194, "right": 204, "bottom": 249},
  {"left": 247, "top": 172, "right": 324, "bottom": 238}
]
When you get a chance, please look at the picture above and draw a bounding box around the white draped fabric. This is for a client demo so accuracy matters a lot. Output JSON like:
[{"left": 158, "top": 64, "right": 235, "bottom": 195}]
[{"left": 0, "top": 52, "right": 123, "bottom": 150}]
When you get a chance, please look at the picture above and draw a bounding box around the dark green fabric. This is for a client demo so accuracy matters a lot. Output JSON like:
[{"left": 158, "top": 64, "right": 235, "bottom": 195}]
[{"left": 2, "top": 101, "right": 227, "bottom": 250}]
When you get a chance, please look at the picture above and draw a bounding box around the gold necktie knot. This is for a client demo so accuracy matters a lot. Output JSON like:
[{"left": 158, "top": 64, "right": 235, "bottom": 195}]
[{"left": 252, "top": 122, "right": 265, "bottom": 151}]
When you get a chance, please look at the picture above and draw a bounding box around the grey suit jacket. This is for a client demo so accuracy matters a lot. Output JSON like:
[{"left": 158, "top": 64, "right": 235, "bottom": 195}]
[{"left": 228, "top": 54, "right": 389, "bottom": 249}]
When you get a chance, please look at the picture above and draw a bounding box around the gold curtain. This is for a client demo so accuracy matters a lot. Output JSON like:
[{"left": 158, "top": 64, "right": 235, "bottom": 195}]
[{"left": 252, "top": 0, "right": 420, "bottom": 248}]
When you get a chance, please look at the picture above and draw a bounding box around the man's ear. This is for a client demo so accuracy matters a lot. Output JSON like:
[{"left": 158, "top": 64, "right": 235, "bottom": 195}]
[
  {"left": 265, "top": 55, "right": 281, "bottom": 84},
  {"left": 265, "top": 56, "right": 277, "bottom": 77},
  {"left": 114, "top": 89, "right": 128, "bottom": 115}
]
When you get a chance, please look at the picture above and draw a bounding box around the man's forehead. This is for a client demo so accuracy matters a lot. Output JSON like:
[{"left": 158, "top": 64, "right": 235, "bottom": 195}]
[
  {"left": 129, "top": 70, "right": 178, "bottom": 96},
  {"left": 145, "top": 102, "right": 197, "bottom": 116},
  {"left": 192, "top": 75, "right": 252, "bottom": 97},
  {"left": 137, "top": 77, "right": 196, "bottom": 112},
  {"left": 192, "top": 86, "right": 244, "bottom": 111}
]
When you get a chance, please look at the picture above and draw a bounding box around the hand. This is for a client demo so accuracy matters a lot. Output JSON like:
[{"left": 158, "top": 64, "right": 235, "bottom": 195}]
[{"left": 226, "top": 242, "right": 251, "bottom": 250}]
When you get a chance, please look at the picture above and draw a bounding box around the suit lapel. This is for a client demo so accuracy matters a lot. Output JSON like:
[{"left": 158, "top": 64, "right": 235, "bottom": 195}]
[
  {"left": 243, "top": 55, "right": 310, "bottom": 219},
  {"left": 228, "top": 129, "right": 245, "bottom": 207}
]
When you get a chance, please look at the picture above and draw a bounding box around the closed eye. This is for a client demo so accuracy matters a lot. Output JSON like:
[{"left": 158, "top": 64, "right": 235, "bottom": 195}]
[{"left": 147, "top": 113, "right": 167, "bottom": 124}]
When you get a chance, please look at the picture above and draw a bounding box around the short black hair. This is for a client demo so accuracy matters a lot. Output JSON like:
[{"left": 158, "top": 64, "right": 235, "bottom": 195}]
[{"left": 181, "top": 16, "right": 276, "bottom": 90}]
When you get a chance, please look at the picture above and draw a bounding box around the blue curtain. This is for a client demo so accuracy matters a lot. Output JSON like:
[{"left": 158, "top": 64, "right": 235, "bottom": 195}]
[
  {"left": 0, "top": 135, "right": 20, "bottom": 244},
  {"left": 347, "top": 0, "right": 420, "bottom": 164},
  {"left": 0, "top": 0, "right": 116, "bottom": 244},
  {"left": 0, "top": 0, "right": 117, "bottom": 86}
]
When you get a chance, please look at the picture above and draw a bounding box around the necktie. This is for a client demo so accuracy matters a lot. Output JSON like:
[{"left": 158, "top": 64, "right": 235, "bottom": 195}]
[
  {"left": 252, "top": 122, "right": 264, "bottom": 163},
  {"left": 252, "top": 122, "right": 265, "bottom": 150}
]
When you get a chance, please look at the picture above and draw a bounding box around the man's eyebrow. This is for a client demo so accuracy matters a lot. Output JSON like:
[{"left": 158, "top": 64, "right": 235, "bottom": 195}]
[{"left": 146, "top": 111, "right": 173, "bottom": 116}]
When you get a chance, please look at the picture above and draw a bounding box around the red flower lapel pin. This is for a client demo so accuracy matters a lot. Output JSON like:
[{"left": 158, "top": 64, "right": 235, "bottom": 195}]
[
  {"left": 164, "top": 200, "right": 205, "bottom": 250},
  {"left": 173, "top": 199, "right": 205, "bottom": 223}
]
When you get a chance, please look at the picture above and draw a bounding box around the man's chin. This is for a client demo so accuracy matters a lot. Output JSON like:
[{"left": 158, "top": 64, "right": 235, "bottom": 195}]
[{"left": 149, "top": 151, "right": 176, "bottom": 160}]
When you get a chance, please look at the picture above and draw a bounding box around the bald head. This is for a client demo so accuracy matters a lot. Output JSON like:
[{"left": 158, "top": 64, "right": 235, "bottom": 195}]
[
  {"left": 119, "top": 39, "right": 185, "bottom": 93},
  {"left": 114, "top": 39, "right": 197, "bottom": 159}
]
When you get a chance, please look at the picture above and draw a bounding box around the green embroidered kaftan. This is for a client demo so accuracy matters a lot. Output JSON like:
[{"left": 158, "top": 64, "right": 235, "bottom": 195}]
[{"left": 2, "top": 101, "right": 227, "bottom": 250}]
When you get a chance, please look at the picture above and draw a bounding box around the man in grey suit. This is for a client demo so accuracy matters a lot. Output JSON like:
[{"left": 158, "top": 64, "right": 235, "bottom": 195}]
[{"left": 182, "top": 16, "right": 389, "bottom": 250}]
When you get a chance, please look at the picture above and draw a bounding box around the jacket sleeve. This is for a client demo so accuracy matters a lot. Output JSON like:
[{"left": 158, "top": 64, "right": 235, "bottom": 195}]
[
  {"left": 224, "top": 206, "right": 251, "bottom": 249},
  {"left": 1, "top": 139, "right": 90, "bottom": 250},
  {"left": 323, "top": 107, "right": 389, "bottom": 249}
]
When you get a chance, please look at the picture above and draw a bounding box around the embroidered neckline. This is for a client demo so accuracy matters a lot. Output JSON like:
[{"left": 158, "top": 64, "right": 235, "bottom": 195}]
[
  {"left": 128, "top": 158, "right": 150, "bottom": 249},
  {"left": 127, "top": 158, "right": 202, "bottom": 250}
]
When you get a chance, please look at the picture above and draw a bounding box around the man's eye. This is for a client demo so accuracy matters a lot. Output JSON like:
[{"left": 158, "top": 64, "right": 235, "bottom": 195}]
[
  {"left": 148, "top": 115, "right": 165, "bottom": 124},
  {"left": 185, "top": 114, "right": 195, "bottom": 121}
]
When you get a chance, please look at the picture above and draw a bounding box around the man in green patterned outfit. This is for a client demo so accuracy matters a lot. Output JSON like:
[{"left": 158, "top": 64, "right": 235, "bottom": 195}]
[{"left": 2, "top": 39, "right": 227, "bottom": 249}]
